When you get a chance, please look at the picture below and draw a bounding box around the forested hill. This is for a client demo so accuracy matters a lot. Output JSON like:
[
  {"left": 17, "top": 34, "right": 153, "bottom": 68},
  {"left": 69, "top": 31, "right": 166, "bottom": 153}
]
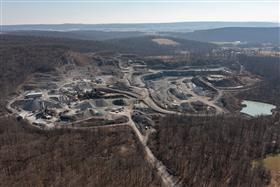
[
  {"left": 5, "top": 30, "right": 146, "bottom": 41},
  {"left": 172, "top": 27, "right": 280, "bottom": 45},
  {"left": 107, "top": 36, "right": 217, "bottom": 55},
  {"left": 2, "top": 34, "right": 216, "bottom": 55}
]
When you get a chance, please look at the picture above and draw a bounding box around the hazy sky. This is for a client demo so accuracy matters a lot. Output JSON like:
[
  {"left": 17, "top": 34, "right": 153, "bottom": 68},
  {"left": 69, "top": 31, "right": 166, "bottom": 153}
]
[{"left": 1, "top": 0, "right": 279, "bottom": 25}]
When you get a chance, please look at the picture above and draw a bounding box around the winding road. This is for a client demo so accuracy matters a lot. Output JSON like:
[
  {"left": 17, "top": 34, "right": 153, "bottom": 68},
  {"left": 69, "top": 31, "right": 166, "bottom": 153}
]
[{"left": 5, "top": 57, "right": 238, "bottom": 187}]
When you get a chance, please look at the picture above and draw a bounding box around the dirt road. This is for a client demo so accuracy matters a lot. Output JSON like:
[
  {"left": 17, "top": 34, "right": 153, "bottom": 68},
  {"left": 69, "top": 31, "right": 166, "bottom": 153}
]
[{"left": 127, "top": 114, "right": 181, "bottom": 187}]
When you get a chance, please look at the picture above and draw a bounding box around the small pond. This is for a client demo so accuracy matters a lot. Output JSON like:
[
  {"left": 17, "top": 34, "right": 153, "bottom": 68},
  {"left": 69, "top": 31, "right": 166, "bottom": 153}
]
[{"left": 240, "top": 100, "right": 276, "bottom": 117}]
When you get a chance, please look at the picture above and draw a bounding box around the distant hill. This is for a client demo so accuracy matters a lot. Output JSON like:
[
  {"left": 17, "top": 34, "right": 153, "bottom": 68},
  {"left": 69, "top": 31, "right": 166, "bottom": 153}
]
[
  {"left": 2, "top": 22, "right": 279, "bottom": 32},
  {"left": 5, "top": 30, "right": 147, "bottom": 41},
  {"left": 2, "top": 34, "right": 216, "bottom": 56},
  {"left": 106, "top": 36, "right": 217, "bottom": 55},
  {"left": 170, "top": 27, "right": 280, "bottom": 45},
  {"left": 5, "top": 26, "right": 279, "bottom": 47},
  {"left": 1, "top": 34, "right": 117, "bottom": 52}
]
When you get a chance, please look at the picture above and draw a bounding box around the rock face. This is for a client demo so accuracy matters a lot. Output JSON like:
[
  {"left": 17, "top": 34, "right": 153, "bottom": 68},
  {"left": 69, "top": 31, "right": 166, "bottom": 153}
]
[
  {"left": 75, "top": 101, "right": 96, "bottom": 111},
  {"left": 12, "top": 99, "right": 62, "bottom": 112},
  {"left": 113, "top": 99, "right": 128, "bottom": 106}
]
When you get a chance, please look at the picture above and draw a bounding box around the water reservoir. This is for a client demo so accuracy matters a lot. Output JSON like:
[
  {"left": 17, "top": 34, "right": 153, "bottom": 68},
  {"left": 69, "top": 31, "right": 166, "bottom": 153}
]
[{"left": 241, "top": 100, "right": 276, "bottom": 117}]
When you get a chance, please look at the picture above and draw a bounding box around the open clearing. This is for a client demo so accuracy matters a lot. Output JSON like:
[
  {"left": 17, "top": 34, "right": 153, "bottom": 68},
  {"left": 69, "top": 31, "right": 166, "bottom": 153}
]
[{"left": 152, "top": 38, "right": 180, "bottom": 46}]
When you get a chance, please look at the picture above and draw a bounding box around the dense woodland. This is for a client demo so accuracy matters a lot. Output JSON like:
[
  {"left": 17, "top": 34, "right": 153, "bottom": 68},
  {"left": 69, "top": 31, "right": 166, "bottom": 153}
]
[
  {"left": 238, "top": 55, "right": 280, "bottom": 107},
  {"left": 172, "top": 27, "right": 280, "bottom": 45},
  {"left": 0, "top": 117, "right": 161, "bottom": 187},
  {"left": 0, "top": 44, "right": 65, "bottom": 97},
  {"left": 239, "top": 55, "right": 280, "bottom": 81},
  {"left": 108, "top": 36, "right": 217, "bottom": 55},
  {"left": 148, "top": 115, "right": 280, "bottom": 187},
  {"left": 7, "top": 30, "right": 146, "bottom": 41},
  {"left": 2, "top": 34, "right": 216, "bottom": 58}
]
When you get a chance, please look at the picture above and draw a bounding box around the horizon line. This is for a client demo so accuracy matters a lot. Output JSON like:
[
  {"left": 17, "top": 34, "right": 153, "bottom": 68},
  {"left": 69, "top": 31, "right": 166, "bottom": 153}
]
[
  {"left": 2, "top": 0, "right": 279, "bottom": 3},
  {"left": 3, "top": 21, "right": 280, "bottom": 26}
]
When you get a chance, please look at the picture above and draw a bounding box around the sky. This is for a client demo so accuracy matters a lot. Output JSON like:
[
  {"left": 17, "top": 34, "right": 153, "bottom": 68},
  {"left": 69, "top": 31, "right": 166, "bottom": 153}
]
[{"left": 1, "top": 0, "right": 280, "bottom": 25}]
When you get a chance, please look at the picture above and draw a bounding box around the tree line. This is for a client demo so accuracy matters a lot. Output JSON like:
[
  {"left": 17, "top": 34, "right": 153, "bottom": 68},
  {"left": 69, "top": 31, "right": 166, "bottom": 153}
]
[{"left": 148, "top": 114, "right": 280, "bottom": 187}]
